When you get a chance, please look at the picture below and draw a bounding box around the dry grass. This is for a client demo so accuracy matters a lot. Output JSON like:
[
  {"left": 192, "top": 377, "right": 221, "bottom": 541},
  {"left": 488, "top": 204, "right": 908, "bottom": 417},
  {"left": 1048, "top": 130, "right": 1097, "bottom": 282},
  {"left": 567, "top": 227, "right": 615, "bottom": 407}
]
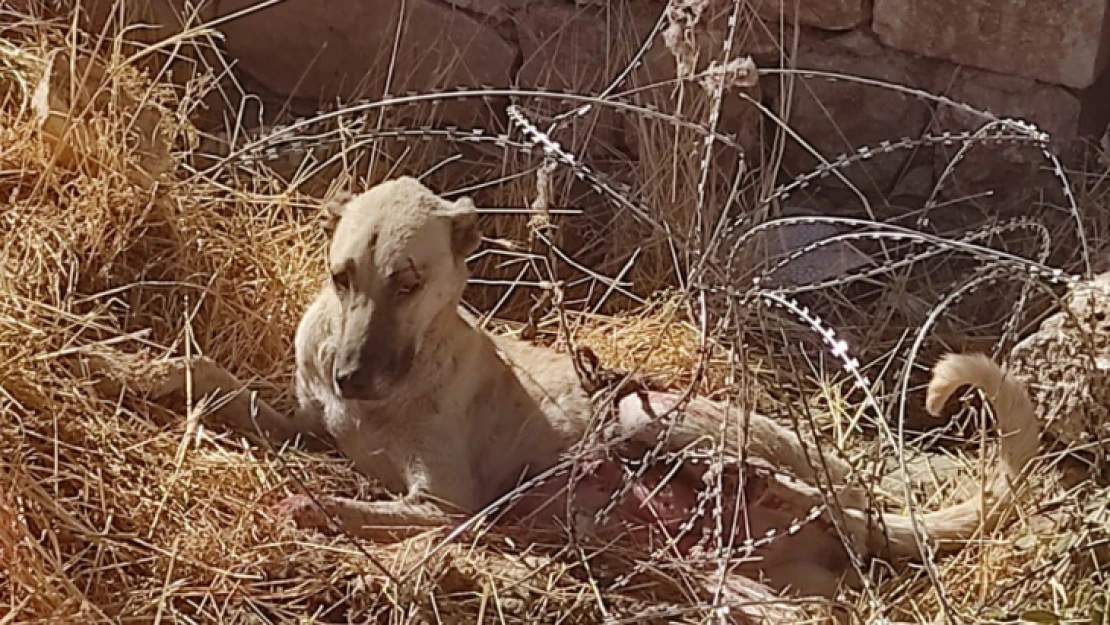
[
  {"left": 2, "top": 3, "right": 1109, "bottom": 625},
  {"left": 0, "top": 9, "right": 775, "bottom": 623}
]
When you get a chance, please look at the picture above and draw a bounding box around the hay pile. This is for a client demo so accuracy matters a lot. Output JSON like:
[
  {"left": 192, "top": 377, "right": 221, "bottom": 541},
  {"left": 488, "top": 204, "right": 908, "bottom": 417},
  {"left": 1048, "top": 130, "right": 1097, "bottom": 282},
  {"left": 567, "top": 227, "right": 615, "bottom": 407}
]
[
  {"left": 0, "top": 12, "right": 753, "bottom": 624},
  {"left": 2, "top": 7, "right": 1109, "bottom": 625}
]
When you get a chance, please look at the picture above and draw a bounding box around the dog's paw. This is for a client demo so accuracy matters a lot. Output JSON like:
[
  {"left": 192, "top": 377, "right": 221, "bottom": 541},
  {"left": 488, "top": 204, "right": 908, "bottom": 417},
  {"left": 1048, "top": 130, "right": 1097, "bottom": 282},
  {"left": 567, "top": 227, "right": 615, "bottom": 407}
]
[
  {"left": 77, "top": 347, "right": 191, "bottom": 400},
  {"left": 78, "top": 347, "right": 154, "bottom": 397},
  {"left": 273, "top": 493, "right": 332, "bottom": 531}
]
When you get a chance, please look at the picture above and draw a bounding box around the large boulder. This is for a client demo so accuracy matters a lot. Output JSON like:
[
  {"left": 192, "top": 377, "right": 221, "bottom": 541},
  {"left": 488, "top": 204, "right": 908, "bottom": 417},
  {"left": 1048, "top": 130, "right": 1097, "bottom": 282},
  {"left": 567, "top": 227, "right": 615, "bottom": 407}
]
[
  {"left": 218, "top": 0, "right": 517, "bottom": 126},
  {"left": 1009, "top": 272, "right": 1110, "bottom": 457}
]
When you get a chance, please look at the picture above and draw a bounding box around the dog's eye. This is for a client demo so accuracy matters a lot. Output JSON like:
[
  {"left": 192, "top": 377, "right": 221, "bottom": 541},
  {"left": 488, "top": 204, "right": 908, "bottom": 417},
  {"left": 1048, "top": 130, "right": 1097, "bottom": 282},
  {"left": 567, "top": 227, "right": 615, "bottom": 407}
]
[
  {"left": 331, "top": 267, "right": 351, "bottom": 291},
  {"left": 390, "top": 264, "right": 423, "bottom": 297},
  {"left": 393, "top": 274, "right": 423, "bottom": 297}
]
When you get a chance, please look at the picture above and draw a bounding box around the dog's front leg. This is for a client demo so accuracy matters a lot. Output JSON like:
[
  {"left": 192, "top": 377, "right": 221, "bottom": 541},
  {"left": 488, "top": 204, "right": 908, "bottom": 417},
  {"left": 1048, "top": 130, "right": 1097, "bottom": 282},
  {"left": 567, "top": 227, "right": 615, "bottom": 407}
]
[
  {"left": 275, "top": 493, "right": 455, "bottom": 540},
  {"left": 275, "top": 427, "right": 478, "bottom": 540},
  {"left": 86, "top": 350, "right": 331, "bottom": 450}
]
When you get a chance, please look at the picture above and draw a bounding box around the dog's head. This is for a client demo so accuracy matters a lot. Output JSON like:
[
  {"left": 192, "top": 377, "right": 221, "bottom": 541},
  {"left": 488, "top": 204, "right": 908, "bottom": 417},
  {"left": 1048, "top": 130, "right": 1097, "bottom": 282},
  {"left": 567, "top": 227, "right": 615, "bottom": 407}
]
[{"left": 325, "top": 176, "right": 481, "bottom": 401}]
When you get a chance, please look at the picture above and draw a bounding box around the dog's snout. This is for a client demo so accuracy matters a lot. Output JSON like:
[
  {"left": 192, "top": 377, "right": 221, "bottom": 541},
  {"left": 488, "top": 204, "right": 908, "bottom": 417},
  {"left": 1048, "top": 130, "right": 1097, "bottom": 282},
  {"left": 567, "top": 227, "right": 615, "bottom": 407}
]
[{"left": 331, "top": 312, "right": 417, "bottom": 401}]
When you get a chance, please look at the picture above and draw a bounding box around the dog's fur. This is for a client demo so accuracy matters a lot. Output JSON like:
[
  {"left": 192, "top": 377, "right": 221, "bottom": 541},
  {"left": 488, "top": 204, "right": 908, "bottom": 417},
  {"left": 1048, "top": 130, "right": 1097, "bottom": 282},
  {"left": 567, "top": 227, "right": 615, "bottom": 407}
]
[{"left": 93, "top": 177, "right": 1041, "bottom": 600}]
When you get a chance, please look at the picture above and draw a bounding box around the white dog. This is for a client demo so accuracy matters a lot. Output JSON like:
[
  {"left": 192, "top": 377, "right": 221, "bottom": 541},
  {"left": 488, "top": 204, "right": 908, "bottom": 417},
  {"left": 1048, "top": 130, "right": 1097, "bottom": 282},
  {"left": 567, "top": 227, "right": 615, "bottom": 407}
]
[{"left": 90, "top": 176, "right": 1041, "bottom": 599}]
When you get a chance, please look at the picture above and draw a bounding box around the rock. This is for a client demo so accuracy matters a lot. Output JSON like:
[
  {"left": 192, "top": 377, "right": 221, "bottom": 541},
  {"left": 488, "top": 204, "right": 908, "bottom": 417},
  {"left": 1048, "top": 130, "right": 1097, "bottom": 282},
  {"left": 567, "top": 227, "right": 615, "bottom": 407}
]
[
  {"left": 516, "top": 3, "right": 657, "bottom": 93},
  {"left": 439, "top": 0, "right": 524, "bottom": 16},
  {"left": 873, "top": 0, "right": 1110, "bottom": 89},
  {"left": 888, "top": 158, "right": 936, "bottom": 203},
  {"left": 515, "top": 2, "right": 658, "bottom": 155},
  {"left": 1080, "top": 63, "right": 1110, "bottom": 136},
  {"left": 217, "top": 0, "right": 516, "bottom": 126},
  {"left": 771, "top": 30, "right": 937, "bottom": 198},
  {"left": 755, "top": 217, "right": 874, "bottom": 288},
  {"left": 930, "top": 67, "right": 1080, "bottom": 206},
  {"left": 1009, "top": 272, "right": 1110, "bottom": 457},
  {"left": 744, "top": 20, "right": 799, "bottom": 67},
  {"left": 933, "top": 69, "right": 1081, "bottom": 145},
  {"left": 633, "top": 21, "right": 764, "bottom": 154},
  {"left": 515, "top": 2, "right": 762, "bottom": 162},
  {"left": 750, "top": 0, "right": 868, "bottom": 31},
  {"left": 75, "top": 0, "right": 219, "bottom": 39},
  {"left": 149, "top": 0, "right": 219, "bottom": 31}
]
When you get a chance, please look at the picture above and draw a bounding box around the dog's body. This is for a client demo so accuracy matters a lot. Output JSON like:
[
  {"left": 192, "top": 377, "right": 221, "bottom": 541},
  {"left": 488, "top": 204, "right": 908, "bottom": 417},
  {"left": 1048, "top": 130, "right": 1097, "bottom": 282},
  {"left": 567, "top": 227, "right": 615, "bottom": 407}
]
[
  {"left": 294, "top": 291, "right": 587, "bottom": 516},
  {"left": 96, "top": 177, "right": 1041, "bottom": 603}
]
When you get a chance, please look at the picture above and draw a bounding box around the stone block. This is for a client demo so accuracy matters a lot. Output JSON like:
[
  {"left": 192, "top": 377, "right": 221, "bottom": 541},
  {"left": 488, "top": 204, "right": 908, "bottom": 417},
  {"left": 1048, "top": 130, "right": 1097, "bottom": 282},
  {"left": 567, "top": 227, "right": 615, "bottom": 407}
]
[
  {"left": 931, "top": 67, "right": 1080, "bottom": 205},
  {"left": 516, "top": 2, "right": 660, "bottom": 155},
  {"left": 218, "top": 0, "right": 516, "bottom": 126},
  {"left": 626, "top": 17, "right": 764, "bottom": 163},
  {"left": 874, "top": 0, "right": 1110, "bottom": 89},
  {"left": 934, "top": 68, "right": 1080, "bottom": 147},
  {"left": 750, "top": 0, "right": 869, "bottom": 31},
  {"left": 771, "top": 30, "right": 937, "bottom": 197},
  {"left": 516, "top": 3, "right": 656, "bottom": 93},
  {"left": 1080, "top": 64, "right": 1110, "bottom": 136},
  {"left": 439, "top": 0, "right": 525, "bottom": 16}
]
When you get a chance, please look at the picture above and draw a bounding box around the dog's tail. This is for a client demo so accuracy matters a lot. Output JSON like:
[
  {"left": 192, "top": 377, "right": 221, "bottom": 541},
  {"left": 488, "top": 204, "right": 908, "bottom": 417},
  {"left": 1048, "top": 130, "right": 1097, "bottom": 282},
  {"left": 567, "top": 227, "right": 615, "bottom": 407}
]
[{"left": 855, "top": 352, "right": 1040, "bottom": 560}]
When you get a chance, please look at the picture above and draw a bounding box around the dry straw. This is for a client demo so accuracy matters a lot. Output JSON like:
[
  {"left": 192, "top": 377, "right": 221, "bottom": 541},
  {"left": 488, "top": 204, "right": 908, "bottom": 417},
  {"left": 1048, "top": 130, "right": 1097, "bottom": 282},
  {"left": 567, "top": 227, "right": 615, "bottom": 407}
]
[
  {"left": 0, "top": 8, "right": 778, "bottom": 623},
  {"left": 1, "top": 3, "right": 1109, "bottom": 624}
]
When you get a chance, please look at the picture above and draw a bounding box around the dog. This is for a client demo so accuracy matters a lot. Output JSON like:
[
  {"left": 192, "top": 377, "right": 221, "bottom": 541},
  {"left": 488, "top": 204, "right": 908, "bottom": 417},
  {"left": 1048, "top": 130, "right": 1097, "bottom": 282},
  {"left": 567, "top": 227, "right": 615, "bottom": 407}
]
[{"left": 90, "top": 176, "right": 1041, "bottom": 601}]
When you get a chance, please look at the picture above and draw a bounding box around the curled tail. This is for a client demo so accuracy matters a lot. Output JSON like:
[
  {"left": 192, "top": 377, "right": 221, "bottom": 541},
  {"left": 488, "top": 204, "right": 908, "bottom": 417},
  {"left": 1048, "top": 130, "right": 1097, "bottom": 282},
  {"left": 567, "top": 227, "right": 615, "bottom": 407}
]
[{"left": 858, "top": 352, "right": 1040, "bottom": 560}]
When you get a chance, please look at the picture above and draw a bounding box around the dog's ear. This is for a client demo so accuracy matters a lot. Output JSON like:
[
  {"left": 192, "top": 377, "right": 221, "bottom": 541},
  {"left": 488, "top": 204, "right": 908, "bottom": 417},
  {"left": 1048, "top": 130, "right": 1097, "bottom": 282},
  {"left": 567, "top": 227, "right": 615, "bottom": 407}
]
[
  {"left": 446, "top": 197, "right": 481, "bottom": 259},
  {"left": 321, "top": 190, "right": 354, "bottom": 231}
]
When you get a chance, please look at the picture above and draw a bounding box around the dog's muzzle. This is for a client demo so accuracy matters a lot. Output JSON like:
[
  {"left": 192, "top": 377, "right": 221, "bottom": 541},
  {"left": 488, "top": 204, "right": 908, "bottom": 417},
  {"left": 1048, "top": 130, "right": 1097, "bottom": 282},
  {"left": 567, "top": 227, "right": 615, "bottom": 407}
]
[{"left": 332, "top": 346, "right": 415, "bottom": 401}]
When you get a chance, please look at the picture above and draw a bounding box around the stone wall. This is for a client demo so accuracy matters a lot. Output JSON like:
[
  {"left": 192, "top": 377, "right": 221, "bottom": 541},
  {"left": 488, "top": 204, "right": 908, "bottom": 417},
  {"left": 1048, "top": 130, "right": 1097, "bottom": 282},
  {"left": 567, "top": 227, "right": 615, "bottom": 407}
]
[{"left": 66, "top": 0, "right": 1110, "bottom": 216}]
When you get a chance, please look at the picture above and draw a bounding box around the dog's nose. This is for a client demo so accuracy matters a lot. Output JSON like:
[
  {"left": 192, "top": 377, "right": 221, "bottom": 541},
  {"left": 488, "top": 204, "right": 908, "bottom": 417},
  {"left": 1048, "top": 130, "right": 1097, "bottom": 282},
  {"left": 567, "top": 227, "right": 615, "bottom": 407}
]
[{"left": 333, "top": 367, "right": 367, "bottom": 399}]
